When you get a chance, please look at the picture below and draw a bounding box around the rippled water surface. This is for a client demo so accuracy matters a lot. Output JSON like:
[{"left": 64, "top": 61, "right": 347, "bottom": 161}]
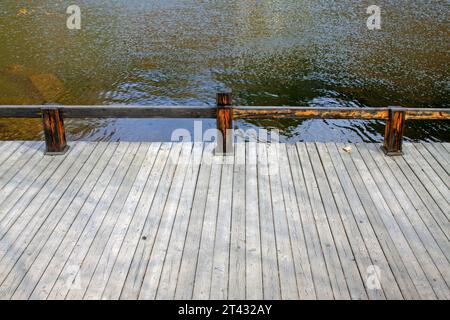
[{"left": 0, "top": 1, "right": 448, "bottom": 141}]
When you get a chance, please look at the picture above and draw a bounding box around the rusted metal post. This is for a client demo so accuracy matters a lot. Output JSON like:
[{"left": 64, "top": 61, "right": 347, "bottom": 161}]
[
  {"left": 42, "top": 107, "right": 69, "bottom": 155},
  {"left": 216, "top": 92, "right": 233, "bottom": 154},
  {"left": 382, "top": 107, "right": 405, "bottom": 156}
]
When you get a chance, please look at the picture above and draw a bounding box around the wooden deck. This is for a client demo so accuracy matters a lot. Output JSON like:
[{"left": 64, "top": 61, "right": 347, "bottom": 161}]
[{"left": 0, "top": 140, "right": 448, "bottom": 300}]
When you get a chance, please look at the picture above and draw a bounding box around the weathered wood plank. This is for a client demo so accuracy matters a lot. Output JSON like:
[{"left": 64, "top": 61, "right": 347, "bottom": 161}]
[
  {"left": 0, "top": 147, "right": 68, "bottom": 231},
  {"left": 436, "top": 143, "right": 450, "bottom": 157},
  {"left": 0, "top": 142, "right": 41, "bottom": 189},
  {"left": 154, "top": 143, "right": 203, "bottom": 299},
  {"left": 29, "top": 142, "right": 130, "bottom": 299},
  {"left": 376, "top": 145, "right": 450, "bottom": 255},
  {"left": 174, "top": 144, "right": 214, "bottom": 299},
  {"left": 47, "top": 143, "right": 141, "bottom": 299},
  {"left": 0, "top": 141, "right": 14, "bottom": 158},
  {"left": 365, "top": 144, "right": 450, "bottom": 285},
  {"left": 257, "top": 143, "right": 282, "bottom": 300},
  {"left": 0, "top": 140, "right": 447, "bottom": 300},
  {"left": 314, "top": 143, "right": 384, "bottom": 300},
  {"left": 1, "top": 142, "right": 107, "bottom": 299},
  {"left": 82, "top": 143, "right": 161, "bottom": 300},
  {"left": 0, "top": 143, "right": 46, "bottom": 206},
  {"left": 227, "top": 142, "right": 246, "bottom": 300},
  {"left": 277, "top": 144, "right": 315, "bottom": 299},
  {"left": 345, "top": 144, "right": 437, "bottom": 299},
  {"left": 306, "top": 143, "right": 368, "bottom": 300},
  {"left": 0, "top": 142, "right": 96, "bottom": 278},
  {"left": 392, "top": 152, "right": 450, "bottom": 239},
  {"left": 138, "top": 143, "right": 193, "bottom": 300},
  {"left": 400, "top": 145, "right": 450, "bottom": 217},
  {"left": 357, "top": 144, "right": 450, "bottom": 298},
  {"left": 0, "top": 143, "right": 84, "bottom": 243},
  {"left": 296, "top": 143, "right": 350, "bottom": 299},
  {"left": 403, "top": 144, "right": 450, "bottom": 205},
  {"left": 120, "top": 143, "right": 183, "bottom": 299},
  {"left": 12, "top": 142, "right": 118, "bottom": 299},
  {"left": 0, "top": 142, "right": 22, "bottom": 166},
  {"left": 286, "top": 144, "right": 333, "bottom": 299},
  {"left": 415, "top": 143, "right": 450, "bottom": 184},
  {"left": 244, "top": 142, "right": 263, "bottom": 299},
  {"left": 0, "top": 142, "right": 42, "bottom": 191},
  {"left": 421, "top": 143, "right": 450, "bottom": 176},
  {"left": 209, "top": 152, "right": 233, "bottom": 300},
  {"left": 442, "top": 143, "right": 450, "bottom": 153},
  {"left": 65, "top": 143, "right": 151, "bottom": 300},
  {"left": 0, "top": 147, "right": 52, "bottom": 211},
  {"left": 192, "top": 149, "right": 223, "bottom": 300},
  {"left": 323, "top": 143, "right": 403, "bottom": 300},
  {"left": 268, "top": 143, "right": 299, "bottom": 300},
  {"left": 331, "top": 143, "right": 419, "bottom": 299},
  {"left": 101, "top": 143, "right": 171, "bottom": 300}
]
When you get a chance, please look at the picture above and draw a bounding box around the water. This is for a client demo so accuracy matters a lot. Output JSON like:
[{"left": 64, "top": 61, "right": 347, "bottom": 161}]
[{"left": 0, "top": 0, "right": 448, "bottom": 142}]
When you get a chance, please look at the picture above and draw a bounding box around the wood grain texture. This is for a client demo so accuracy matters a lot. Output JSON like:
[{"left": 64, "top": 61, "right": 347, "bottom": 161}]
[
  {"left": 383, "top": 109, "right": 405, "bottom": 155},
  {"left": 41, "top": 108, "right": 68, "bottom": 154},
  {"left": 1, "top": 105, "right": 448, "bottom": 120},
  {"left": 0, "top": 141, "right": 448, "bottom": 300}
]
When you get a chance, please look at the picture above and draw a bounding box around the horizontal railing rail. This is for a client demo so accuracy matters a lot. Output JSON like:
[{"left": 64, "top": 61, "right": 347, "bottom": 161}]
[
  {"left": 1, "top": 105, "right": 449, "bottom": 120},
  {"left": 0, "top": 92, "right": 449, "bottom": 155},
  {"left": 0, "top": 105, "right": 217, "bottom": 119},
  {"left": 233, "top": 106, "right": 450, "bottom": 120}
]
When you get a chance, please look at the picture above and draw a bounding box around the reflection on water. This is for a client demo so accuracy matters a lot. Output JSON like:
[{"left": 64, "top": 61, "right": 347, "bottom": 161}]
[{"left": 0, "top": 0, "right": 448, "bottom": 142}]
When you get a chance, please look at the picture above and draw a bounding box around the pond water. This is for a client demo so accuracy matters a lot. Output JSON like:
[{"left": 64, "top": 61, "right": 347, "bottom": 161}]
[{"left": 0, "top": 0, "right": 448, "bottom": 142}]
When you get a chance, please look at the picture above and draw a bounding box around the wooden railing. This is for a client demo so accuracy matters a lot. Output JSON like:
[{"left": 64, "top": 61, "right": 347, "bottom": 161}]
[{"left": 0, "top": 92, "right": 449, "bottom": 156}]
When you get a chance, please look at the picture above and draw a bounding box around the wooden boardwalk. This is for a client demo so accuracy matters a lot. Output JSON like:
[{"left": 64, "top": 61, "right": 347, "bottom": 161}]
[{"left": 0, "top": 140, "right": 448, "bottom": 300}]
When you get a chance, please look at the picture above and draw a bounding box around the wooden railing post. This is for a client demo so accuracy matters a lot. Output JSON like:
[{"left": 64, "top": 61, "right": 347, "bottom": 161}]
[
  {"left": 382, "top": 107, "right": 405, "bottom": 156},
  {"left": 42, "top": 107, "right": 69, "bottom": 155},
  {"left": 216, "top": 92, "right": 233, "bottom": 154}
]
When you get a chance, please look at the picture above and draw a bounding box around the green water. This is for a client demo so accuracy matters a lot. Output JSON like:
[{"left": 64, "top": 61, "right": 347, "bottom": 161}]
[{"left": 0, "top": 0, "right": 448, "bottom": 141}]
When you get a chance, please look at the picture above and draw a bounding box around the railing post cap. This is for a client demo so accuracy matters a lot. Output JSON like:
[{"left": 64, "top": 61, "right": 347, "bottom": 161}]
[
  {"left": 216, "top": 92, "right": 232, "bottom": 108},
  {"left": 217, "top": 92, "right": 233, "bottom": 107},
  {"left": 389, "top": 106, "right": 405, "bottom": 112},
  {"left": 41, "top": 104, "right": 60, "bottom": 111}
]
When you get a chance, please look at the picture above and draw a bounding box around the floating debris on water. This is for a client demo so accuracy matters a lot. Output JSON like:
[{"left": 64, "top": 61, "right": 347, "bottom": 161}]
[
  {"left": 16, "top": 8, "right": 34, "bottom": 16},
  {"left": 343, "top": 146, "right": 352, "bottom": 153}
]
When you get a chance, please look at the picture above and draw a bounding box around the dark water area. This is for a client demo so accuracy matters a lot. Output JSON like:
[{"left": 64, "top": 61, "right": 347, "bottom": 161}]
[{"left": 0, "top": 1, "right": 448, "bottom": 142}]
